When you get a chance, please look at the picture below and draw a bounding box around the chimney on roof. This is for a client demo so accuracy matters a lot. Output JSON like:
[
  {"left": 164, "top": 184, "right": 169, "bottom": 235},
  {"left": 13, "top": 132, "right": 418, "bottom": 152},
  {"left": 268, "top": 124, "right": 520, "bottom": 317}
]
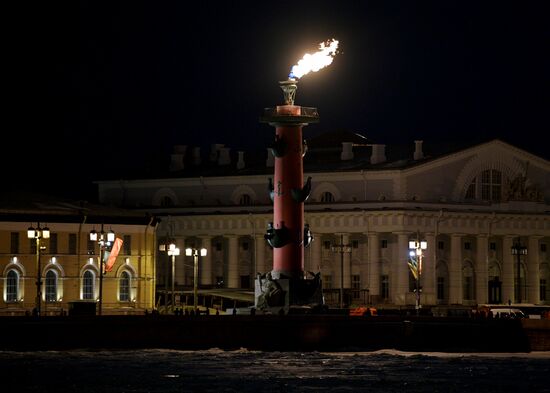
[
  {"left": 169, "top": 145, "right": 187, "bottom": 171},
  {"left": 266, "top": 148, "right": 274, "bottom": 167},
  {"left": 341, "top": 142, "right": 354, "bottom": 161},
  {"left": 370, "top": 144, "right": 386, "bottom": 164},
  {"left": 237, "top": 151, "right": 245, "bottom": 169},
  {"left": 218, "top": 147, "right": 231, "bottom": 166},
  {"left": 192, "top": 147, "right": 201, "bottom": 166},
  {"left": 414, "top": 140, "right": 424, "bottom": 160}
]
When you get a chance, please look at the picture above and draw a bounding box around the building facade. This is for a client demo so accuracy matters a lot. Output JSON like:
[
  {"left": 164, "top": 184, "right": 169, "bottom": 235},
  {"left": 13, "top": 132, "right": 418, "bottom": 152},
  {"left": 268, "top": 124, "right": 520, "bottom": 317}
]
[
  {"left": 96, "top": 136, "right": 550, "bottom": 309},
  {"left": 0, "top": 195, "right": 157, "bottom": 316}
]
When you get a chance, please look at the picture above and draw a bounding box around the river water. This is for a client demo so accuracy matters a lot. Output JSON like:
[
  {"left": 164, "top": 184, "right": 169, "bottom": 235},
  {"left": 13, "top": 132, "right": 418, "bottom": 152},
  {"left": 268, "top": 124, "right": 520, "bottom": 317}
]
[{"left": 2, "top": 349, "right": 549, "bottom": 392}]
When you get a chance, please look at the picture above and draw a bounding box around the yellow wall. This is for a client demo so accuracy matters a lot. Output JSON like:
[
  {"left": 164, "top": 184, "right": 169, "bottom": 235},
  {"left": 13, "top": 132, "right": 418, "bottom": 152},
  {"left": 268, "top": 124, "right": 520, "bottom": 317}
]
[{"left": 0, "top": 221, "right": 156, "bottom": 316}]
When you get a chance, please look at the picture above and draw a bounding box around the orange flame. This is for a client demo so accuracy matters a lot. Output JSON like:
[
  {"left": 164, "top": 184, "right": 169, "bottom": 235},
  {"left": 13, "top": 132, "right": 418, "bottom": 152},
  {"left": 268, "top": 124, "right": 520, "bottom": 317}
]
[{"left": 289, "top": 39, "right": 339, "bottom": 79}]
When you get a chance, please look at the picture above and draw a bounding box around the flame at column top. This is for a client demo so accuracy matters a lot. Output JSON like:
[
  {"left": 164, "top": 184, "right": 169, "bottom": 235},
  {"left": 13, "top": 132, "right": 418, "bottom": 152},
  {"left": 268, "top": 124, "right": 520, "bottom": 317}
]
[{"left": 288, "top": 39, "right": 339, "bottom": 79}]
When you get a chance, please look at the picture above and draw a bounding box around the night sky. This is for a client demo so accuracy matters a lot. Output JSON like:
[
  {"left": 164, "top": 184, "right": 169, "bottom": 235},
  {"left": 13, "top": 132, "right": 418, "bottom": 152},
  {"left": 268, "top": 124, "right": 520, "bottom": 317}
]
[{"left": 5, "top": 1, "right": 549, "bottom": 200}]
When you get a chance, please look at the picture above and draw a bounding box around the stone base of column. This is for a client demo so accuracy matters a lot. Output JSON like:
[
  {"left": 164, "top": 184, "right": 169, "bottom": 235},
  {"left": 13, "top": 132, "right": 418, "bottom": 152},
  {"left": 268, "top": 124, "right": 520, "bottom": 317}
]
[{"left": 254, "top": 272, "right": 324, "bottom": 314}]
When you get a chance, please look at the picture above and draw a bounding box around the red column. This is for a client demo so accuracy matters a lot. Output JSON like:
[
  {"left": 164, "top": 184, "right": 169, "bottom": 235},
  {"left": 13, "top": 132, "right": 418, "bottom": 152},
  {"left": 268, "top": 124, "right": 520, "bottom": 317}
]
[{"left": 272, "top": 105, "right": 304, "bottom": 278}]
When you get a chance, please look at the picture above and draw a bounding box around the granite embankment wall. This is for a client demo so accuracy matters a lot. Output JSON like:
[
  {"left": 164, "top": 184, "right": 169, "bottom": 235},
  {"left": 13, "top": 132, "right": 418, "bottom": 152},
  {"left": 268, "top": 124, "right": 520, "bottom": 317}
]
[{"left": 0, "top": 315, "right": 547, "bottom": 352}]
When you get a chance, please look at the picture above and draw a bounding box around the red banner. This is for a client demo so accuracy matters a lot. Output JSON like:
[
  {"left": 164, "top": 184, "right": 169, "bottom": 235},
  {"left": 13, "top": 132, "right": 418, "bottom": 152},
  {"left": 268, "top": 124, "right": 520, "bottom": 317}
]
[{"left": 105, "top": 238, "right": 123, "bottom": 272}]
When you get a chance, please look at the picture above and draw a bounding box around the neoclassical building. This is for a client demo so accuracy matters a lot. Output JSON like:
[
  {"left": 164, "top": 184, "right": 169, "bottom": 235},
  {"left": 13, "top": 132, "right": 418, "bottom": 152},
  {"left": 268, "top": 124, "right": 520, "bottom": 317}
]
[
  {"left": 0, "top": 193, "right": 157, "bottom": 316},
  {"left": 96, "top": 133, "right": 550, "bottom": 309}
]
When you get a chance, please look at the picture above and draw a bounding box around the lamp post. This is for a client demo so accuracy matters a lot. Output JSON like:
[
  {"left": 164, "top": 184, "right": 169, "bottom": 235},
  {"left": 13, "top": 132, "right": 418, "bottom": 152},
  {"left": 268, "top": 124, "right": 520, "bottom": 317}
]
[
  {"left": 511, "top": 237, "right": 527, "bottom": 304},
  {"left": 159, "top": 242, "right": 179, "bottom": 313},
  {"left": 409, "top": 234, "right": 427, "bottom": 316},
  {"left": 89, "top": 224, "right": 115, "bottom": 316},
  {"left": 27, "top": 223, "right": 50, "bottom": 316},
  {"left": 185, "top": 247, "right": 207, "bottom": 311},
  {"left": 331, "top": 234, "right": 352, "bottom": 309}
]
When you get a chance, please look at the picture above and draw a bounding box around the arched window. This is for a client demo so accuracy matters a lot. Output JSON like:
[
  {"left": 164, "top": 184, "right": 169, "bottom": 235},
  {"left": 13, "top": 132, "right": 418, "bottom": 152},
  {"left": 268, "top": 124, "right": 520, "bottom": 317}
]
[
  {"left": 119, "top": 271, "right": 131, "bottom": 302},
  {"left": 321, "top": 191, "right": 334, "bottom": 203},
  {"left": 239, "top": 194, "right": 252, "bottom": 206},
  {"left": 45, "top": 270, "right": 58, "bottom": 302},
  {"left": 465, "top": 178, "right": 476, "bottom": 200},
  {"left": 481, "top": 169, "right": 502, "bottom": 202},
  {"left": 161, "top": 195, "right": 174, "bottom": 207},
  {"left": 463, "top": 170, "right": 503, "bottom": 202},
  {"left": 6, "top": 270, "right": 19, "bottom": 302},
  {"left": 82, "top": 270, "right": 95, "bottom": 300}
]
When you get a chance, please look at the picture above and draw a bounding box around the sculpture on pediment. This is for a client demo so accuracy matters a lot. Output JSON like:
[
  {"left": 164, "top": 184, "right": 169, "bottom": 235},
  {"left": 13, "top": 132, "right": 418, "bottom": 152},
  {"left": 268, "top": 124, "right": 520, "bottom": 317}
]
[{"left": 504, "top": 161, "right": 544, "bottom": 202}]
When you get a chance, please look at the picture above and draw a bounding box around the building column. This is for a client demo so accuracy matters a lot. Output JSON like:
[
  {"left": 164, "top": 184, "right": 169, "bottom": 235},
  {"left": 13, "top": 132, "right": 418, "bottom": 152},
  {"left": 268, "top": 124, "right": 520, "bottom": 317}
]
[
  {"left": 227, "top": 235, "right": 239, "bottom": 289},
  {"left": 527, "top": 236, "right": 541, "bottom": 304},
  {"left": 395, "top": 232, "right": 410, "bottom": 305},
  {"left": 423, "top": 233, "right": 436, "bottom": 306},
  {"left": 476, "top": 234, "right": 489, "bottom": 304},
  {"left": 342, "top": 233, "right": 351, "bottom": 288},
  {"left": 502, "top": 235, "right": 515, "bottom": 304},
  {"left": 199, "top": 235, "right": 212, "bottom": 286},
  {"left": 174, "top": 237, "right": 186, "bottom": 286},
  {"left": 254, "top": 234, "right": 267, "bottom": 275},
  {"left": 368, "top": 233, "right": 380, "bottom": 299},
  {"left": 310, "top": 232, "right": 322, "bottom": 273},
  {"left": 449, "top": 234, "right": 463, "bottom": 304}
]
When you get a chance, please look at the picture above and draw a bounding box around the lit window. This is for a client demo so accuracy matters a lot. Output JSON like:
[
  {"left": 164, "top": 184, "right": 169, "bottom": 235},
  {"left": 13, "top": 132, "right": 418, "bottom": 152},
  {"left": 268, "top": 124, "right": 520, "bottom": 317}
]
[
  {"left": 45, "top": 270, "right": 58, "bottom": 302},
  {"left": 6, "top": 270, "right": 19, "bottom": 302},
  {"left": 119, "top": 271, "right": 131, "bottom": 302},
  {"left": 82, "top": 270, "right": 95, "bottom": 300}
]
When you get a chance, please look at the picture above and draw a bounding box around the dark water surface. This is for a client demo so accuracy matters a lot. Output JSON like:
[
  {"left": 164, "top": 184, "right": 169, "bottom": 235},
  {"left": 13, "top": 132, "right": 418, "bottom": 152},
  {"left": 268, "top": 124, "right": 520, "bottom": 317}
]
[{"left": 2, "top": 349, "right": 549, "bottom": 392}]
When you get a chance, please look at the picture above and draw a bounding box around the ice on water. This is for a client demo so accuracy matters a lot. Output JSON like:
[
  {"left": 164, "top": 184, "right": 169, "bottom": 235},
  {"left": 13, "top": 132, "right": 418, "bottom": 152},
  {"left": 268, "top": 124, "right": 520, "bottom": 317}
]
[{"left": 2, "top": 349, "right": 549, "bottom": 392}]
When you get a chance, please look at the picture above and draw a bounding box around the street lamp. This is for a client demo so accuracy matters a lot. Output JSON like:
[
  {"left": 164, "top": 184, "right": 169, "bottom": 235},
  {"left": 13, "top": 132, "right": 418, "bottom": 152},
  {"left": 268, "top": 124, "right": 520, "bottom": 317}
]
[
  {"left": 409, "top": 235, "right": 427, "bottom": 316},
  {"left": 89, "top": 224, "right": 115, "bottom": 316},
  {"left": 331, "top": 235, "right": 352, "bottom": 308},
  {"left": 159, "top": 242, "right": 179, "bottom": 314},
  {"left": 185, "top": 247, "right": 207, "bottom": 312},
  {"left": 511, "top": 237, "right": 527, "bottom": 304},
  {"left": 27, "top": 223, "right": 50, "bottom": 316}
]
